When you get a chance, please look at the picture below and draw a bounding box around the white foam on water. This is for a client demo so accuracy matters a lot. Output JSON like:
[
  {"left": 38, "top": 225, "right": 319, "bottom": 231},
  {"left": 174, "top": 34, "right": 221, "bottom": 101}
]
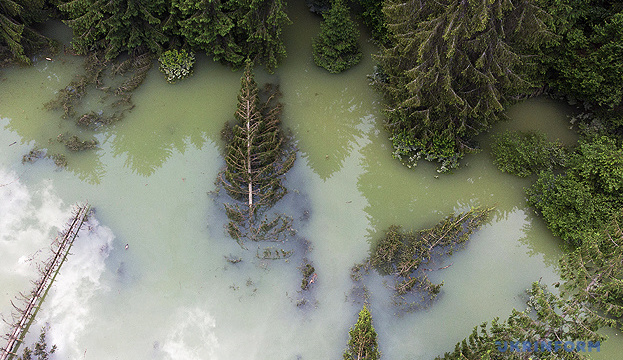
[{"left": 161, "top": 307, "right": 219, "bottom": 360}]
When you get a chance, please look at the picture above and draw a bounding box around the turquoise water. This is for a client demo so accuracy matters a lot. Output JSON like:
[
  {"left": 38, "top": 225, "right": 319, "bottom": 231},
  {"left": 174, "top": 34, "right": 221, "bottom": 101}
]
[{"left": 1, "top": 2, "right": 619, "bottom": 359}]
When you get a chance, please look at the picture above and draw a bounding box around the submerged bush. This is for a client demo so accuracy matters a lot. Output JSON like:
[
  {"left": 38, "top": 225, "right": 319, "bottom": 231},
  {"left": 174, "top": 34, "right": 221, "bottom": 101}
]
[{"left": 159, "top": 49, "right": 195, "bottom": 83}]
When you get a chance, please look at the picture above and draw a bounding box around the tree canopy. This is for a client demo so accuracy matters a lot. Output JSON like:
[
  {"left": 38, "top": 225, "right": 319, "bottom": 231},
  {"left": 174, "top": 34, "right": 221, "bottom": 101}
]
[
  {"left": 312, "top": 0, "right": 362, "bottom": 73},
  {"left": 343, "top": 305, "right": 381, "bottom": 360},
  {"left": 219, "top": 61, "right": 296, "bottom": 241},
  {"left": 372, "top": 0, "right": 553, "bottom": 171},
  {"left": 59, "top": 0, "right": 168, "bottom": 59},
  {"left": 0, "top": 0, "right": 52, "bottom": 64},
  {"left": 540, "top": 0, "right": 623, "bottom": 114},
  {"left": 527, "top": 135, "right": 623, "bottom": 246}
]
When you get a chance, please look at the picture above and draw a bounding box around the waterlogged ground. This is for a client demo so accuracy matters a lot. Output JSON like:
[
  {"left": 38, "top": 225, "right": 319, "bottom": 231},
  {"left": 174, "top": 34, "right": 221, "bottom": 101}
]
[{"left": 1, "top": 3, "right": 621, "bottom": 359}]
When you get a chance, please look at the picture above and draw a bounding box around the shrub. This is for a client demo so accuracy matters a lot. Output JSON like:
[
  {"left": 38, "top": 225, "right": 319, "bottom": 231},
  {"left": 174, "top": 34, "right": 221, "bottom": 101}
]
[{"left": 158, "top": 49, "right": 196, "bottom": 83}]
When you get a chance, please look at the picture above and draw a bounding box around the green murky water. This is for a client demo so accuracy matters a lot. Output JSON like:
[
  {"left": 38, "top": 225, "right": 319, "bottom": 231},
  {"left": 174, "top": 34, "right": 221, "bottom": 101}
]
[{"left": 1, "top": 2, "right": 620, "bottom": 359}]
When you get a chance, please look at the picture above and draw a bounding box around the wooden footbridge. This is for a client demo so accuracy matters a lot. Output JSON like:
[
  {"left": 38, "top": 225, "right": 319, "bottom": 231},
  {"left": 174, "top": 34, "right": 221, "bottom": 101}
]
[{"left": 1, "top": 203, "right": 90, "bottom": 360}]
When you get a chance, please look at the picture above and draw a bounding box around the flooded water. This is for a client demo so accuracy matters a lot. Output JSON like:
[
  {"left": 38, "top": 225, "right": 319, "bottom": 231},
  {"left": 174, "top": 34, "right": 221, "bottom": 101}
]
[{"left": 1, "top": 2, "right": 620, "bottom": 359}]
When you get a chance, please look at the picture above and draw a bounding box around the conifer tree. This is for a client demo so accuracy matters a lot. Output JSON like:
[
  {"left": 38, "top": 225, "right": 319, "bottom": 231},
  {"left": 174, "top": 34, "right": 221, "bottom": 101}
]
[
  {"left": 0, "top": 0, "right": 52, "bottom": 64},
  {"left": 166, "top": 0, "right": 245, "bottom": 67},
  {"left": 312, "top": 0, "right": 362, "bottom": 73},
  {"left": 219, "top": 61, "right": 296, "bottom": 240},
  {"left": 60, "top": 0, "right": 167, "bottom": 59},
  {"left": 239, "top": 0, "right": 290, "bottom": 72},
  {"left": 560, "top": 215, "right": 623, "bottom": 329},
  {"left": 343, "top": 305, "right": 380, "bottom": 360},
  {"left": 436, "top": 282, "right": 604, "bottom": 360},
  {"left": 165, "top": 0, "right": 289, "bottom": 71},
  {"left": 372, "top": 0, "right": 552, "bottom": 171}
]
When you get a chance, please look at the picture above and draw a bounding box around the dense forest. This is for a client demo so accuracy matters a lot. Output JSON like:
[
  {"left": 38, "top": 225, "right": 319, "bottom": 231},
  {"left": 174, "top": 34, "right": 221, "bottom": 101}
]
[{"left": 2, "top": 0, "right": 623, "bottom": 359}]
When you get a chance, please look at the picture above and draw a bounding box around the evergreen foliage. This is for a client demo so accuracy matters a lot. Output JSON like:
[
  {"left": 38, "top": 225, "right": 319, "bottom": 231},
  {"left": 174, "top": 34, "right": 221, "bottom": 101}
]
[
  {"left": 158, "top": 48, "right": 195, "bottom": 83},
  {"left": 372, "top": 0, "right": 553, "bottom": 171},
  {"left": 167, "top": 0, "right": 289, "bottom": 72},
  {"left": 436, "top": 282, "right": 604, "bottom": 360},
  {"left": 527, "top": 136, "right": 623, "bottom": 246},
  {"left": 218, "top": 61, "right": 296, "bottom": 241},
  {"left": 343, "top": 305, "right": 380, "bottom": 360},
  {"left": 560, "top": 214, "right": 623, "bottom": 329},
  {"left": 167, "top": 0, "right": 244, "bottom": 66},
  {"left": 312, "top": 0, "right": 362, "bottom": 73},
  {"left": 0, "top": 0, "right": 53, "bottom": 64},
  {"left": 351, "top": 206, "right": 494, "bottom": 312},
  {"left": 491, "top": 131, "right": 569, "bottom": 177},
  {"left": 16, "top": 325, "right": 57, "bottom": 360},
  {"left": 354, "top": 0, "right": 388, "bottom": 44},
  {"left": 540, "top": 0, "right": 623, "bottom": 112},
  {"left": 59, "top": 0, "right": 167, "bottom": 59}
]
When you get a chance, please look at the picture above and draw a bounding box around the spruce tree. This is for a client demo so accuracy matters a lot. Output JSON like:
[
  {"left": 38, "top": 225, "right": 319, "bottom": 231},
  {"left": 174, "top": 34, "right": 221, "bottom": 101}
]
[
  {"left": 167, "top": 0, "right": 245, "bottom": 67},
  {"left": 219, "top": 61, "right": 296, "bottom": 240},
  {"left": 373, "top": 0, "right": 553, "bottom": 171},
  {"left": 343, "top": 305, "right": 380, "bottom": 360},
  {"left": 436, "top": 282, "right": 604, "bottom": 360},
  {"left": 560, "top": 216, "right": 623, "bottom": 330},
  {"left": 166, "top": 0, "right": 289, "bottom": 72},
  {"left": 239, "top": 0, "right": 290, "bottom": 72},
  {"left": 0, "top": 0, "right": 52, "bottom": 64},
  {"left": 312, "top": 0, "right": 362, "bottom": 73},
  {"left": 60, "top": 0, "right": 167, "bottom": 59}
]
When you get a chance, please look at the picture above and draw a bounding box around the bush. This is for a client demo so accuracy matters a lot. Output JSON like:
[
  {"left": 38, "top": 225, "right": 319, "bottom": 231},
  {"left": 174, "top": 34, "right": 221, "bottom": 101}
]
[
  {"left": 158, "top": 49, "right": 196, "bottom": 83},
  {"left": 526, "top": 136, "right": 623, "bottom": 246},
  {"left": 491, "top": 131, "right": 568, "bottom": 177}
]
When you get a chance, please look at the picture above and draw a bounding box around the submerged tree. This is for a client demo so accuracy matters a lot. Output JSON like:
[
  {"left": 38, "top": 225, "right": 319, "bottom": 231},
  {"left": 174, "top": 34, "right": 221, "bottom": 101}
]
[
  {"left": 436, "top": 282, "right": 604, "bottom": 360},
  {"left": 219, "top": 61, "right": 296, "bottom": 241},
  {"left": 372, "top": 0, "right": 553, "bottom": 171},
  {"left": 15, "top": 325, "right": 57, "bottom": 360},
  {"left": 351, "top": 206, "right": 494, "bottom": 312},
  {"left": 560, "top": 214, "right": 623, "bottom": 329},
  {"left": 312, "top": 0, "right": 362, "bottom": 73},
  {"left": 343, "top": 305, "right": 380, "bottom": 360}
]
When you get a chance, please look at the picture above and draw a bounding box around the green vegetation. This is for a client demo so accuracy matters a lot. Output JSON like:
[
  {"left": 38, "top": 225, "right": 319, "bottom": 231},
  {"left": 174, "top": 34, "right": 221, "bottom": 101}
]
[
  {"left": 491, "top": 131, "right": 568, "bottom": 177},
  {"left": 372, "top": 0, "right": 552, "bottom": 171},
  {"left": 57, "top": 133, "right": 98, "bottom": 151},
  {"left": 300, "top": 260, "right": 315, "bottom": 290},
  {"left": 312, "top": 0, "right": 362, "bottom": 73},
  {"left": 354, "top": 0, "right": 388, "bottom": 44},
  {"left": 16, "top": 325, "right": 57, "bottom": 360},
  {"left": 527, "top": 135, "right": 623, "bottom": 246},
  {"left": 4, "top": 0, "right": 623, "bottom": 356},
  {"left": 352, "top": 206, "right": 494, "bottom": 312},
  {"left": 0, "top": 0, "right": 54, "bottom": 65},
  {"left": 343, "top": 305, "right": 380, "bottom": 360},
  {"left": 59, "top": 0, "right": 167, "bottom": 60},
  {"left": 540, "top": 0, "right": 623, "bottom": 115},
  {"left": 560, "top": 215, "right": 623, "bottom": 330},
  {"left": 167, "top": 0, "right": 290, "bottom": 72},
  {"left": 436, "top": 282, "right": 603, "bottom": 360},
  {"left": 218, "top": 61, "right": 296, "bottom": 242},
  {"left": 158, "top": 49, "right": 195, "bottom": 83}
]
